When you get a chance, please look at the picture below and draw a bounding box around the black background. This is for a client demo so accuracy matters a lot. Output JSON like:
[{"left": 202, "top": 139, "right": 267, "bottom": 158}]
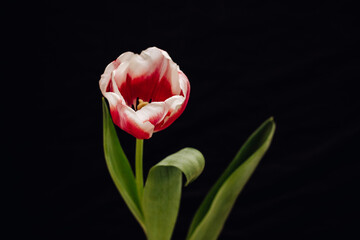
[{"left": 11, "top": 1, "right": 360, "bottom": 239}]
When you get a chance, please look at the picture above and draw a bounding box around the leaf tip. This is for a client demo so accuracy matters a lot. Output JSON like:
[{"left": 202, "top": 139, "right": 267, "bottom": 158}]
[{"left": 266, "top": 116, "right": 276, "bottom": 131}]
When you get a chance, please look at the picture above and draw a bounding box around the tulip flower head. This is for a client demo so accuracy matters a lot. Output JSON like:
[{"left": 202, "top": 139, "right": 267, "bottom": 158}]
[{"left": 100, "top": 47, "right": 190, "bottom": 139}]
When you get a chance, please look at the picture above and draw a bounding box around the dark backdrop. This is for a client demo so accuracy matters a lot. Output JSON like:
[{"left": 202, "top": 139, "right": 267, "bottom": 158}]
[{"left": 12, "top": 1, "right": 359, "bottom": 239}]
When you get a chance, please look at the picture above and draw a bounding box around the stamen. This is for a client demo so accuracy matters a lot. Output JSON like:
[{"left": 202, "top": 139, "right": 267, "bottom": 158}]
[{"left": 137, "top": 99, "right": 149, "bottom": 110}]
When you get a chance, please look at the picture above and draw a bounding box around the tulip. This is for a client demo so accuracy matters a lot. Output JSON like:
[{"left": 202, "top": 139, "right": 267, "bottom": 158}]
[{"left": 100, "top": 47, "right": 190, "bottom": 139}]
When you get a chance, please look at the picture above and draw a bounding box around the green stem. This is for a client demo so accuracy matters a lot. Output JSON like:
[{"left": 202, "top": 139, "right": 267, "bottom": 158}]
[{"left": 135, "top": 138, "right": 144, "bottom": 200}]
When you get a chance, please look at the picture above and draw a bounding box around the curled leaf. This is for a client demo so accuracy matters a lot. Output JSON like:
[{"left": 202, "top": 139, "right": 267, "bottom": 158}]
[{"left": 143, "top": 148, "right": 205, "bottom": 240}]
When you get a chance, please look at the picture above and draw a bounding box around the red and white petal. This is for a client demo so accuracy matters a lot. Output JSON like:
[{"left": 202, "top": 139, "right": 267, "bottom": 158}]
[
  {"left": 178, "top": 70, "right": 190, "bottom": 97},
  {"left": 113, "top": 51, "right": 154, "bottom": 104},
  {"left": 103, "top": 92, "right": 123, "bottom": 110},
  {"left": 113, "top": 51, "right": 134, "bottom": 89},
  {"left": 153, "top": 95, "right": 184, "bottom": 132},
  {"left": 130, "top": 47, "right": 164, "bottom": 78},
  {"left": 113, "top": 62, "right": 132, "bottom": 105},
  {"left": 100, "top": 60, "right": 125, "bottom": 111},
  {"left": 128, "top": 48, "right": 171, "bottom": 102},
  {"left": 111, "top": 101, "right": 169, "bottom": 139},
  {"left": 168, "top": 63, "right": 182, "bottom": 96},
  {"left": 151, "top": 57, "right": 181, "bottom": 102},
  {"left": 136, "top": 102, "right": 169, "bottom": 126},
  {"left": 99, "top": 60, "right": 120, "bottom": 95},
  {"left": 116, "top": 51, "right": 134, "bottom": 64},
  {"left": 154, "top": 71, "right": 190, "bottom": 132},
  {"left": 112, "top": 103, "right": 155, "bottom": 139},
  {"left": 114, "top": 47, "right": 182, "bottom": 104},
  {"left": 155, "top": 47, "right": 182, "bottom": 97}
]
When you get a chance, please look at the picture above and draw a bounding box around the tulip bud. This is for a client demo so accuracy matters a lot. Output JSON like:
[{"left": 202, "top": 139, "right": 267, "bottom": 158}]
[{"left": 99, "top": 47, "right": 190, "bottom": 139}]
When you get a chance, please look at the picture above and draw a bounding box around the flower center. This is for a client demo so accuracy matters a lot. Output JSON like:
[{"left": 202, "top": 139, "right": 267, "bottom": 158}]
[
  {"left": 137, "top": 99, "right": 149, "bottom": 110},
  {"left": 132, "top": 98, "right": 152, "bottom": 111}
]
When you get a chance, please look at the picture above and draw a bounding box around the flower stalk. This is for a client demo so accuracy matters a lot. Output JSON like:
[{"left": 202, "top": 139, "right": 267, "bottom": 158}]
[{"left": 135, "top": 138, "right": 144, "bottom": 200}]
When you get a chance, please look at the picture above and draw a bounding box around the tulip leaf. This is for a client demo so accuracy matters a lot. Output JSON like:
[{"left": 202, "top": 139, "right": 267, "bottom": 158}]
[
  {"left": 143, "top": 148, "right": 205, "bottom": 240},
  {"left": 102, "top": 98, "right": 145, "bottom": 230},
  {"left": 187, "top": 117, "right": 275, "bottom": 240}
]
